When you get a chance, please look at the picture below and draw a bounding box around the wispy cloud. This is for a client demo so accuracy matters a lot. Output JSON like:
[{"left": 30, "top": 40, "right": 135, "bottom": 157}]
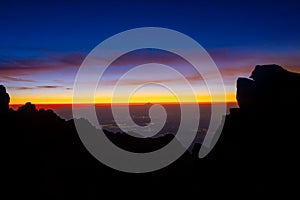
[
  {"left": 210, "top": 48, "right": 300, "bottom": 70},
  {"left": 9, "top": 86, "right": 34, "bottom": 90},
  {"left": 0, "top": 52, "right": 84, "bottom": 78},
  {"left": 0, "top": 76, "right": 35, "bottom": 82},
  {"left": 100, "top": 74, "right": 203, "bottom": 86},
  {"left": 2, "top": 48, "right": 300, "bottom": 92},
  {"left": 36, "top": 85, "right": 64, "bottom": 89},
  {"left": 9, "top": 85, "right": 68, "bottom": 90},
  {"left": 209, "top": 48, "right": 300, "bottom": 79}
]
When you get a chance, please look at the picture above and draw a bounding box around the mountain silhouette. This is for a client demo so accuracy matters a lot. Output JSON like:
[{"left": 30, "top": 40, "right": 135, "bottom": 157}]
[
  {"left": 1, "top": 64, "right": 299, "bottom": 197},
  {"left": 0, "top": 92, "right": 193, "bottom": 198}
]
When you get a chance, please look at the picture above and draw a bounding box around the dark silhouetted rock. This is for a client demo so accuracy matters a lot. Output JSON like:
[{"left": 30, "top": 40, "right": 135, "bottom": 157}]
[
  {"left": 17, "top": 102, "right": 38, "bottom": 112},
  {"left": 237, "top": 64, "right": 300, "bottom": 112},
  {"left": 236, "top": 77, "right": 256, "bottom": 110},
  {"left": 249, "top": 64, "right": 289, "bottom": 82},
  {"left": 0, "top": 85, "right": 10, "bottom": 112},
  {"left": 203, "top": 64, "right": 300, "bottom": 193}
]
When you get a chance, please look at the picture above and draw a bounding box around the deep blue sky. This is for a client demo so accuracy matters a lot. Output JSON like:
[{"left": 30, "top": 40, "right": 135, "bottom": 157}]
[
  {"left": 1, "top": 0, "right": 300, "bottom": 103},
  {"left": 1, "top": 0, "right": 300, "bottom": 52}
]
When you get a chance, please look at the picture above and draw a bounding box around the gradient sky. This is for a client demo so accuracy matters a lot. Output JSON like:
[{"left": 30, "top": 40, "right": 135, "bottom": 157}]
[{"left": 1, "top": 0, "right": 300, "bottom": 104}]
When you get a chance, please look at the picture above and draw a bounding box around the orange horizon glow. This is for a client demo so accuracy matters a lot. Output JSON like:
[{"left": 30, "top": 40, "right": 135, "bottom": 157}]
[
  {"left": 10, "top": 101, "right": 238, "bottom": 111},
  {"left": 9, "top": 92, "right": 237, "bottom": 105}
]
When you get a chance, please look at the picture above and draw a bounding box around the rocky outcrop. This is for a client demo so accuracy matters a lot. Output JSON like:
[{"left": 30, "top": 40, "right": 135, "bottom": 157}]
[
  {"left": 18, "top": 102, "right": 38, "bottom": 112},
  {"left": 237, "top": 64, "right": 300, "bottom": 112},
  {"left": 204, "top": 64, "right": 300, "bottom": 193},
  {"left": 0, "top": 85, "right": 10, "bottom": 112}
]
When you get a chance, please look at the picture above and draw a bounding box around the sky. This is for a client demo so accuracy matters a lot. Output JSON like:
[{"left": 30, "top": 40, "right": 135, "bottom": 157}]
[{"left": 1, "top": 0, "right": 300, "bottom": 104}]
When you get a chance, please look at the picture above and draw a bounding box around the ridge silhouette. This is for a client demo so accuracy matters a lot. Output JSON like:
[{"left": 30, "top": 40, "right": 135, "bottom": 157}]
[{"left": 1, "top": 64, "right": 299, "bottom": 197}]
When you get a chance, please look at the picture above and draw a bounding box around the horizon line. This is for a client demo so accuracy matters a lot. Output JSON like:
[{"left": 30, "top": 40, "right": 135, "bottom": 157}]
[{"left": 9, "top": 101, "right": 237, "bottom": 107}]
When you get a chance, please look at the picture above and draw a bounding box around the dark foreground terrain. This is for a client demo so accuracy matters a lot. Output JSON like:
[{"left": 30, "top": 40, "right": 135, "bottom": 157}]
[{"left": 1, "top": 64, "right": 299, "bottom": 198}]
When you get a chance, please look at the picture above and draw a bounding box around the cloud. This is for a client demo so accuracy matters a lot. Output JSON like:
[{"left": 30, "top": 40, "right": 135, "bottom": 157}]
[
  {"left": 100, "top": 74, "right": 203, "bottom": 87},
  {"left": 219, "top": 65, "right": 254, "bottom": 77},
  {"left": 209, "top": 48, "right": 300, "bottom": 79},
  {"left": 9, "top": 86, "right": 34, "bottom": 90},
  {"left": 9, "top": 85, "right": 67, "bottom": 90},
  {"left": 36, "top": 85, "right": 64, "bottom": 89},
  {"left": 2, "top": 48, "right": 300, "bottom": 90},
  {"left": 0, "top": 76, "right": 35, "bottom": 82},
  {"left": 0, "top": 52, "right": 84, "bottom": 78},
  {"left": 210, "top": 48, "right": 300, "bottom": 69}
]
